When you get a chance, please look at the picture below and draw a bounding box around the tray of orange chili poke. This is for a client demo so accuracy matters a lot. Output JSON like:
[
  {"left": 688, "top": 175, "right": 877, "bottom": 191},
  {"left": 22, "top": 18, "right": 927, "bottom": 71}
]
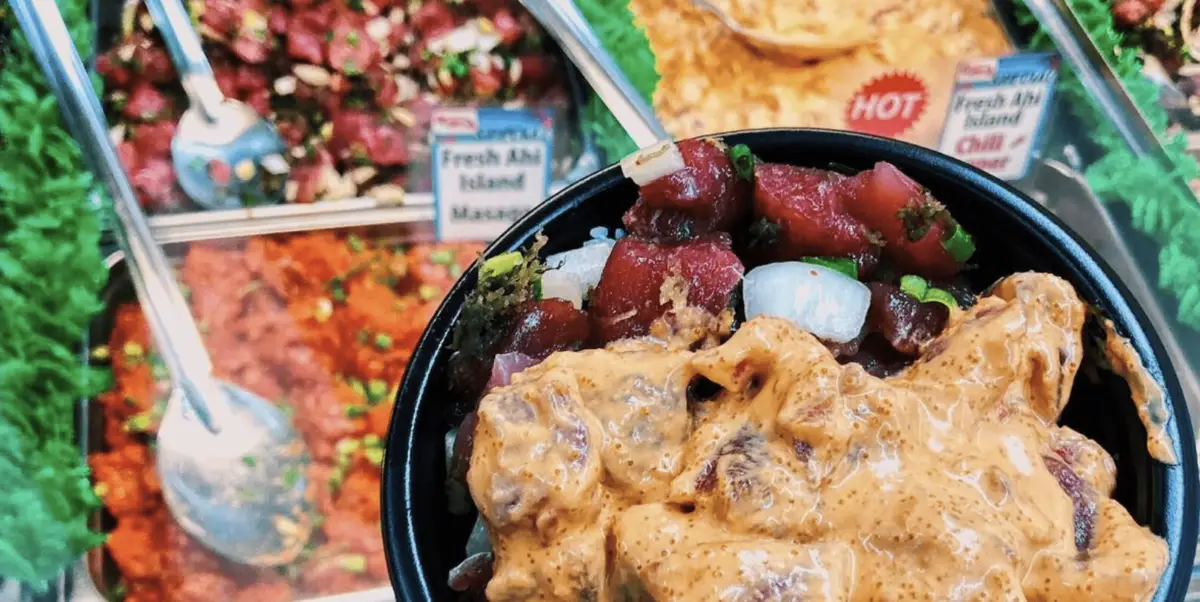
[
  {"left": 78, "top": 210, "right": 483, "bottom": 602},
  {"left": 91, "top": 0, "right": 591, "bottom": 215}
]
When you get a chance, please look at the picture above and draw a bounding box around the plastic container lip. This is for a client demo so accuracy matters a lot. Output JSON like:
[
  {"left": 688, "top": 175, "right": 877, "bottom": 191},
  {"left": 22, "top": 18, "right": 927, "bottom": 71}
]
[{"left": 382, "top": 128, "right": 1200, "bottom": 602}]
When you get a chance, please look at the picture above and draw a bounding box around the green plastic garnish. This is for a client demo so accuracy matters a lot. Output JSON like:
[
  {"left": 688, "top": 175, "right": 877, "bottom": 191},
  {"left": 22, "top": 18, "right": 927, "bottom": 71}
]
[{"left": 801, "top": 256, "right": 858, "bottom": 280}]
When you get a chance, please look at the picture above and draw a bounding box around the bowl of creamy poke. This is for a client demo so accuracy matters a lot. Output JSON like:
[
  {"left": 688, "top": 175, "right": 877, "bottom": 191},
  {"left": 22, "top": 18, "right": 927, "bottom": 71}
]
[{"left": 381, "top": 128, "right": 1198, "bottom": 602}]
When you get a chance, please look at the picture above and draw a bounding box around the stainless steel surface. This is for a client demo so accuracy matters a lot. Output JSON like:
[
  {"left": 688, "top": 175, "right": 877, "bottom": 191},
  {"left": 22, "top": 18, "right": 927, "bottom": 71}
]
[
  {"left": 146, "top": 194, "right": 435, "bottom": 243},
  {"left": 144, "top": 0, "right": 289, "bottom": 210},
  {"left": 1018, "top": 159, "right": 1200, "bottom": 426},
  {"left": 518, "top": 0, "right": 669, "bottom": 148},
  {"left": 689, "top": 0, "right": 872, "bottom": 61},
  {"left": 1022, "top": 0, "right": 1200, "bottom": 205},
  {"left": 74, "top": 212, "right": 432, "bottom": 602},
  {"left": 13, "top": 0, "right": 314, "bottom": 566}
]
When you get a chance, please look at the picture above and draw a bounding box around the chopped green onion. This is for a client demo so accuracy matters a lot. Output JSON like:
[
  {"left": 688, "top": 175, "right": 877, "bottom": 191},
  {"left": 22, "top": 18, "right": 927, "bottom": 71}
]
[
  {"left": 282, "top": 466, "right": 300, "bottom": 488},
  {"left": 356, "top": 329, "right": 369, "bottom": 344},
  {"left": 430, "top": 249, "right": 455, "bottom": 265},
  {"left": 344, "top": 405, "right": 369, "bottom": 418},
  {"left": 335, "top": 438, "right": 361, "bottom": 457},
  {"left": 801, "top": 256, "right": 858, "bottom": 280},
  {"left": 727, "top": 144, "right": 755, "bottom": 180},
  {"left": 363, "top": 434, "right": 382, "bottom": 448},
  {"left": 238, "top": 280, "right": 263, "bottom": 298},
  {"left": 899, "top": 274, "right": 958, "bottom": 311},
  {"left": 366, "top": 379, "right": 389, "bottom": 403},
  {"left": 347, "top": 377, "right": 367, "bottom": 399},
  {"left": 922, "top": 287, "right": 958, "bottom": 312},
  {"left": 90, "top": 345, "right": 110, "bottom": 361},
  {"left": 418, "top": 284, "right": 439, "bottom": 301},
  {"left": 364, "top": 447, "right": 384, "bottom": 466},
  {"left": 241, "top": 455, "right": 257, "bottom": 468},
  {"left": 941, "top": 223, "right": 976, "bottom": 263},
  {"left": 332, "top": 287, "right": 347, "bottom": 302},
  {"left": 329, "top": 466, "right": 345, "bottom": 491},
  {"left": 449, "top": 263, "right": 463, "bottom": 278},
  {"left": 374, "top": 333, "right": 393, "bottom": 350},
  {"left": 338, "top": 553, "right": 368, "bottom": 573},
  {"left": 347, "top": 234, "right": 366, "bottom": 252},
  {"left": 93, "top": 483, "right": 109, "bottom": 498},
  {"left": 122, "top": 341, "right": 144, "bottom": 359},
  {"left": 123, "top": 414, "right": 151, "bottom": 432},
  {"left": 482, "top": 252, "right": 523, "bottom": 278},
  {"left": 899, "top": 274, "right": 929, "bottom": 301}
]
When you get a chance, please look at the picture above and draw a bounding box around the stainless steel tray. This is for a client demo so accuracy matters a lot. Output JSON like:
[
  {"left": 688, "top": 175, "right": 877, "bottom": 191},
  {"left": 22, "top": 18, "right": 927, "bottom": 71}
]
[{"left": 72, "top": 206, "right": 438, "bottom": 602}]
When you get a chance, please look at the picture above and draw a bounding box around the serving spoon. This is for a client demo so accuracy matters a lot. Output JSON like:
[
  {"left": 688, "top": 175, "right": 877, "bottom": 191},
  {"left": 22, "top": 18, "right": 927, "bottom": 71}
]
[
  {"left": 143, "top": 0, "right": 289, "bottom": 210},
  {"left": 689, "top": 0, "right": 874, "bottom": 62},
  {"left": 12, "top": 0, "right": 314, "bottom": 566}
]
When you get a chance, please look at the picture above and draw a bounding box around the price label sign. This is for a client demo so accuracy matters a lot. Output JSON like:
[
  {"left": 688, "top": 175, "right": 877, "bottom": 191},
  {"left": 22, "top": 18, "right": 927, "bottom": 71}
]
[
  {"left": 937, "top": 54, "right": 1059, "bottom": 180},
  {"left": 432, "top": 108, "right": 554, "bottom": 241}
]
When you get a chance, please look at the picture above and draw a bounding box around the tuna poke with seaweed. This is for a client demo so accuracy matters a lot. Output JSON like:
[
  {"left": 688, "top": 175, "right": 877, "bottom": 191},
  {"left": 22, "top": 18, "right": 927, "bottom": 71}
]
[{"left": 435, "top": 138, "right": 1178, "bottom": 600}]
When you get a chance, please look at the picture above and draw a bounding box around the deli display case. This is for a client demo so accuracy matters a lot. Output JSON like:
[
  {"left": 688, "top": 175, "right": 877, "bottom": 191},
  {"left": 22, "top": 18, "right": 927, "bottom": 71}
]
[{"left": 8, "top": 0, "right": 1200, "bottom": 598}]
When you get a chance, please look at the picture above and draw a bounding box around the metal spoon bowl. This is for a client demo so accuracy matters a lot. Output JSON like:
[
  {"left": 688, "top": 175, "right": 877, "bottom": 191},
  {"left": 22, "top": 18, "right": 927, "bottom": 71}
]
[
  {"left": 144, "top": 0, "right": 289, "bottom": 210},
  {"left": 690, "top": 0, "right": 874, "bottom": 62},
  {"left": 172, "top": 98, "right": 291, "bottom": 210},
  {"left": 12, "top": 0, "right": 313, "bottom": 565},
  {"left": 157, "top": 383, "right": 314, "bottom": 566}
]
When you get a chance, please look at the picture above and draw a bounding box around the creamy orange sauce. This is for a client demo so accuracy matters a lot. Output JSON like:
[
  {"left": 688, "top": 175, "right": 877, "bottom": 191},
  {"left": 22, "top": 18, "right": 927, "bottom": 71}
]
[{"left": 467, "top": 273, "right": 1171, "bottom": 601}]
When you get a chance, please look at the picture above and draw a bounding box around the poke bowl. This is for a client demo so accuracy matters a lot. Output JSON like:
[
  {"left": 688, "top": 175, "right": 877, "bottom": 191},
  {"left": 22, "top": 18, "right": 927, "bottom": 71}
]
[{"left": 382, "top": 128, "right": 1199, "bottom": 601}]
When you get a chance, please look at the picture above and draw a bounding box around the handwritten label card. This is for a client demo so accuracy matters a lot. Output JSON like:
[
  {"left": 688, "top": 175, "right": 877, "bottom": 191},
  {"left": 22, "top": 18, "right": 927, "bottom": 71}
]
[
  {"left": 937, "top": 54, "right": 1059, "bottom": 180},
  {"left": 432, "top": 108, "right": 554, "bottom": 241}
]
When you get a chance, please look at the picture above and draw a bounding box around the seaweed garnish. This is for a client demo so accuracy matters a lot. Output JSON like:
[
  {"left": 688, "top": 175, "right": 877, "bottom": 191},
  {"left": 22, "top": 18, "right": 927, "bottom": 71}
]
[
  {"left": 896, "top": 194, "right": 947, "bottom": 242},
  {"left": 745, "top": 217, "right": 780, "bottom": 250},
  {"left": 450, "top": 234, "right": 548, "bottom": 358},
  {"left": 826, "top": 162, "right": 861, "bottom": 176}
]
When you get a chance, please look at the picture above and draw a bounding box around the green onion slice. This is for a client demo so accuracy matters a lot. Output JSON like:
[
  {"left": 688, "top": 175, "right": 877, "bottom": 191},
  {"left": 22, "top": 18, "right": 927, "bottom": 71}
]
[
  {"left": 900, "top": 274, "right": 958, "bottom": 311},
  {"left": 899, "top": 274, "right": 929, "bottom": 300},
  {"left": 801, "top": 256, "right": 858, "bottom": 280},
  {"left": 727, "top": 144, "right": 755, "bottom": 180},
  {"left": 941, "top": 223, "right": 976, "bottom": 263}
]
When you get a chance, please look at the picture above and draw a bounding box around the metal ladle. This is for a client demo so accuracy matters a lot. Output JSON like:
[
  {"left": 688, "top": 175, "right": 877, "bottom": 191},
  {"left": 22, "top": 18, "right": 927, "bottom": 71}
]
[
  {"left": 144, "top": 0, "right": 289, "bottom": 210},
  {"left": 690, "top": 0, "right": 873, "bottom": 62},
  {"left": 11, "top": 0, "right": 314, "bottom": 566}
]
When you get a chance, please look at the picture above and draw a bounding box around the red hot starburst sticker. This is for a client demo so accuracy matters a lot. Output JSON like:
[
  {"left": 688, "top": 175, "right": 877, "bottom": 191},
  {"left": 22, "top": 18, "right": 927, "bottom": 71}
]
[{"left": 844, "top": 71, "right": 929, "bottom": 138}]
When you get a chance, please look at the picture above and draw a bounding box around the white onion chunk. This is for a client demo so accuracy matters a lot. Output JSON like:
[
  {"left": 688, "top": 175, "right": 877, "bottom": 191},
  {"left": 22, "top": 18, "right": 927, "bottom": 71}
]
[
  {"left": 742, "top": 262, "right": 870, "bottom": 344},
  {"left": 620, "top": 140, "right": 686, "bottom": 186}
]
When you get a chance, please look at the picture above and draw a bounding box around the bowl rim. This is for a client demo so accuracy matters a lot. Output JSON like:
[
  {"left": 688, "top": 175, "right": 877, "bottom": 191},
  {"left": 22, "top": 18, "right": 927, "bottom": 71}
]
[{"left": 381, "top": 128, "right": 1199, "bottom": 602}]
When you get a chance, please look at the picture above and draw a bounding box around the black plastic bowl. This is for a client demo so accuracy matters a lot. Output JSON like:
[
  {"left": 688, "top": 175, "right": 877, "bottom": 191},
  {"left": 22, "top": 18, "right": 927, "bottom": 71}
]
[{"left": 383, "top": 129, "right": 1199, "bottom": 601}]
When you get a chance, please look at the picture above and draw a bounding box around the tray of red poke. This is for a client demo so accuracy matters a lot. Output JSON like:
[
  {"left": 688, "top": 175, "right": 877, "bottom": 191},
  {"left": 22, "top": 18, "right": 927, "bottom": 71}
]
[
  {"left": 76, "top": 210, "right": 483, "bottom": 602},
  {"left": 90, "top": 0, "right": 592, "bottom": 215}
]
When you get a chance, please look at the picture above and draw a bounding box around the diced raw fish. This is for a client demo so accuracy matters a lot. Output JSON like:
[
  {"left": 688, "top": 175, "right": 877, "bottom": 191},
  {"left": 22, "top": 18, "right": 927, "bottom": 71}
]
[
  {"left": 751, "top": 164, "right": 878, "bottom": 264},
  {"left": 590, "top": 235, "right": 744, "bottom": 344}
]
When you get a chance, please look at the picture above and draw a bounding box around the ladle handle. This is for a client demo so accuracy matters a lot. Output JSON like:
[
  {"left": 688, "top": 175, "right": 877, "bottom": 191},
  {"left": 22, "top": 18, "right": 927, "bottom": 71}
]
[
  {"left": 11, "top": 0, "right": 227, "bottom": 432},
  {"left": 517, "top": 0, "right": 668, "bottom": 148},
  {"left": 143, "top": 0, "right": 226, "bottom": 121}
]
